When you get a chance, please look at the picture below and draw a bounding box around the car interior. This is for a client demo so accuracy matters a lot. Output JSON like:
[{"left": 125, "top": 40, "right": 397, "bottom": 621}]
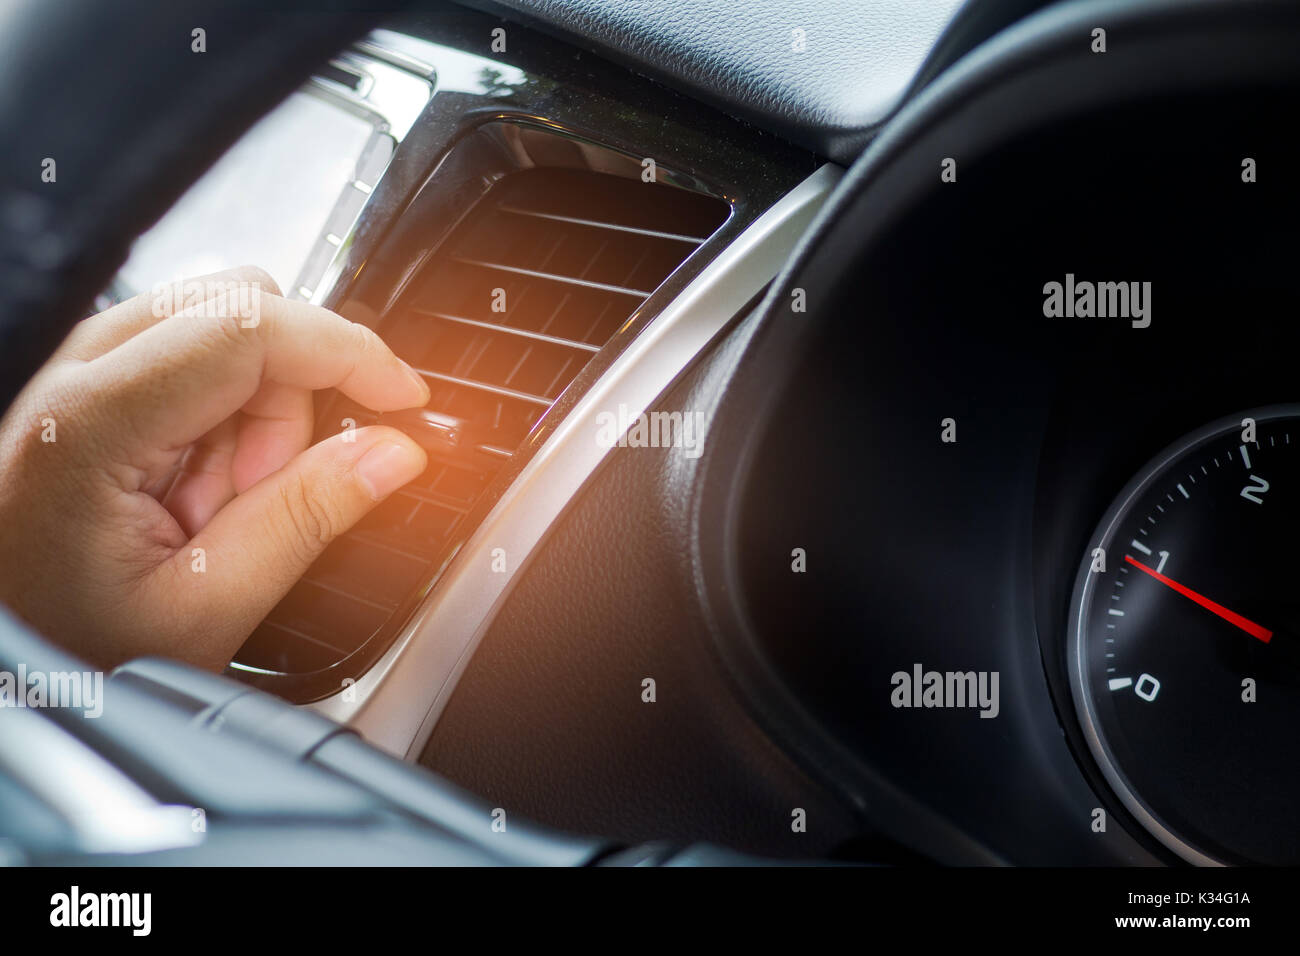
[{"left": 0, "top": 0, "right": 1297, "bottom": 871}]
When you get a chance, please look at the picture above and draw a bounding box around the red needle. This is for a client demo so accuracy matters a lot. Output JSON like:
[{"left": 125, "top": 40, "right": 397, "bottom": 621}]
[{"left": 1124, "top": 554, "right": 1272, "bottom": 644}]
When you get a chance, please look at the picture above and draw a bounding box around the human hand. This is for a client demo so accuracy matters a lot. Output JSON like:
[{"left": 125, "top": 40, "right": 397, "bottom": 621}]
[{"left": 0, "top": 266, "right": 429, "bottom": 671}]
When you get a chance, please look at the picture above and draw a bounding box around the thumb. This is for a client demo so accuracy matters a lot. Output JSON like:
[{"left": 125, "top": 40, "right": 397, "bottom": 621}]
[{"left": 156, "top": 426, "right": 427, "bottom": 669}]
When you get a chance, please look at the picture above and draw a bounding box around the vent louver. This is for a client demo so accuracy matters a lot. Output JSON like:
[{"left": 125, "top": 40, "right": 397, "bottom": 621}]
[{"left": 233, "top": 165, "right": 729, "bottom": 687}]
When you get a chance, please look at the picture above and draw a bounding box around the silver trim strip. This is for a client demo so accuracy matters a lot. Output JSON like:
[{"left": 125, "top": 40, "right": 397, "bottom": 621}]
[
  {"left": 497, "top": 205, "right": 709, "bottom": 244},
  {"left": 449, "top": 257, "right": 654, "bottom": 298},
  {"left": 417, "top": 310, "right": 603, "bottom": 353},
  {"left": 411, "top": 367, "right": 555, "bottom": 407},
  {"left": 308, "top": 164, "right": 844, "bottom": 758},
  {"left": 291, "top": 37, "right": 434, "bottom": 304},
  {"left": 353, "top": 38, "right": 438, "bottom": 79}
]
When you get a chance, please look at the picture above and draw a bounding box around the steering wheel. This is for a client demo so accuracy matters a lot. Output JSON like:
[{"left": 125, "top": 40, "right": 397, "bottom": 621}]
[{"left": 0, "top": 0, "right": 380, "bottom": 410}]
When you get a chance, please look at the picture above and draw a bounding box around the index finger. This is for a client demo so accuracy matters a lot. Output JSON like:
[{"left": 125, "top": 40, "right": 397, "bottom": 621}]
[
  {"left": 55, "top": 265, "right": 285, "bottom": 363},
  {"left": 81, "top": 287, "right": 430, "bottom": 455}
]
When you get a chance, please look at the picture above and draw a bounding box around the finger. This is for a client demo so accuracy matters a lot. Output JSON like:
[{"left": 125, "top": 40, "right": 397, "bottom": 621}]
[
  {"left": 231, "top": 381, "right": 314, "bottom": 493},
  {"left": 161, "top": 382, "right": 313, "bottom": 530},
  {"left": 148, "top": 426, "right": 427, "bottom": 669},
  {"left": 161, "top": 416, "right": 239, "bottom": 535},
  {"left": 55, "top": 265, "right": 283, "bottom": 362},
  {"left": 81, "top": 289, "right": 429, "bottom": 465}
]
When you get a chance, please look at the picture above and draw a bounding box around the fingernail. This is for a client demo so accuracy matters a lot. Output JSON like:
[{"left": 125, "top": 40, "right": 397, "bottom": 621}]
[
  {"left": 356, "top": 440, "right": 426, "bottom": 499},
  {"left": 403, "top": 362, "right": 430, "bottom": 404}
]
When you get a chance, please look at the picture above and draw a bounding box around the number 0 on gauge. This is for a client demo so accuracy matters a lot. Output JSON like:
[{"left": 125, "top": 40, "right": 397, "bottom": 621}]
[{"left": 1069, "top": 405, "right": 1300, "bottom": 866}]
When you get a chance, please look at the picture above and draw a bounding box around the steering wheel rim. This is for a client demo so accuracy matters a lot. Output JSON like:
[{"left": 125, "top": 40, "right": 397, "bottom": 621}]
[{"left": 0, "top": 0, "right": 383, "bottom": 412}]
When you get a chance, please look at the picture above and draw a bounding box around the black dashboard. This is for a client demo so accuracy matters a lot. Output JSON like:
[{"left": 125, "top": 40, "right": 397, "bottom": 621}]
[
  {"left": 717, "top": 86, "right": 1300, "bottom": 865},
  {"left": 421, "top": 0, "right": 1300, "bottom": 867}
]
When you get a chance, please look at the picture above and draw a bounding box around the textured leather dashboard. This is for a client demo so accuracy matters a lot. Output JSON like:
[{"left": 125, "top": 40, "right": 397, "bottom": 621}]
[
  {"left": 463, "top": 0, "right": 976, "bottom": 162},
  {"left": 420, "top": 312, "right": 866, "bottom": 859}
]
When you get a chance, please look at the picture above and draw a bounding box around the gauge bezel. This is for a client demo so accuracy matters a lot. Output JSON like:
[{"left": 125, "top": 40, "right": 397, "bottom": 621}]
[{"left": 1067, "top": 403, "right": 1300, "bottom": 867}]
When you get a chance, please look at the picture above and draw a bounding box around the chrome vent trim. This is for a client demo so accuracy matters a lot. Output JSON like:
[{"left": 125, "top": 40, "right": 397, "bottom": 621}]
[{"left": 290, "top": 38, "right": 436, "bottom": 302}]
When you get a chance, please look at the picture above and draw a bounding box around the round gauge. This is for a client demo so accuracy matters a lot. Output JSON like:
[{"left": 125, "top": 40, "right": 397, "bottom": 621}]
[{"left": 1069, "top": 406, "right": 1300, "bottom": 865}]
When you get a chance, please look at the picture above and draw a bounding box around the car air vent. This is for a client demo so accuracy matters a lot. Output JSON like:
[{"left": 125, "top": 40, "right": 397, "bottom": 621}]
[{"left": 233, "top": 163, "right": 729, "bottom": 691}]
